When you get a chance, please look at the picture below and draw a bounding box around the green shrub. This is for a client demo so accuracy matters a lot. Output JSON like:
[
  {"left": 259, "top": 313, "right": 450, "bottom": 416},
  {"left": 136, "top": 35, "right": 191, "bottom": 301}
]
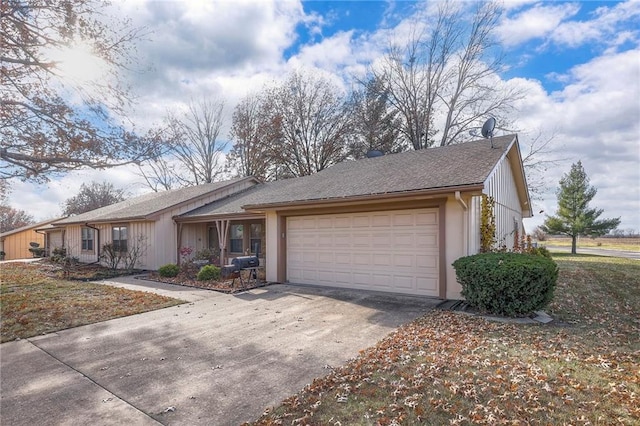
[
  {"left": 158, "top": 263, "right": 180, "bottom": 278},
  {"left": 452, "top": 252, "right": 558, "bottom": 317},
  {"left": 529, "top": 246, "right": 552, "bottom": 259},
  {"left": 196, "top": 264, "right": 220, "bottom": 281}
]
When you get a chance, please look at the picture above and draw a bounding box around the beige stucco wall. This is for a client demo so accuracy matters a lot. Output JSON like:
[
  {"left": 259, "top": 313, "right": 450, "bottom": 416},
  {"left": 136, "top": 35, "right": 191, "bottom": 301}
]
[
  {"left": 265, "top": 211, "right": 280, "bottom": 283},
  {"left": 444, "top": 196, "right": 466, "bottom": 299}
]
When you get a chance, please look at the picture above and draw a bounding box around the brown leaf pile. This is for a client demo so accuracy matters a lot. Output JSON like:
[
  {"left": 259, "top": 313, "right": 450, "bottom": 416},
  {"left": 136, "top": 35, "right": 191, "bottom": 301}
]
[{"left": 250, "top": 256, "right": 639, "bottom": 425}]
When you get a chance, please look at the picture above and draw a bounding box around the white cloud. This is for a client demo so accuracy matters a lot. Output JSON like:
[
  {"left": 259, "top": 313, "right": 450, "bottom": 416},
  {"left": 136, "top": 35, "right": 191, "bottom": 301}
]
[
  {"left": 496, "top": 3, "right": 581, "bottom": 47},
  {"left": 549, "top": 0, "right": 640, "bottom": 48},
  {"left": 515, "top": 48, "right": 640, "bottom": 232},
  {"left": 497, "top": 0, "right": 640, "bottom": 51},
  {"left": 6, "top": 166, "right": 150, "bottom": 222}
]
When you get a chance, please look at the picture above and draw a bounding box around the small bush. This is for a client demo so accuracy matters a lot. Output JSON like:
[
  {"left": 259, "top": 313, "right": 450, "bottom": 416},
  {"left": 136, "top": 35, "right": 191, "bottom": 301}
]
[
  {"left": 196, "top": 264, "right": 221, "bottom": 281},
  {"left": 452, "top": 252, "right": 558, "bottom": 317},
  {"left": 158, "top": 263, "right": 180, "bottom": 278},
  {"left": 529, "top": 246, "right": 552, "bottom": 259},
  {"left": 50, "top": 247, "right": 67, "bottom": 263},
  {"left": 194, "top": 248, "right": 215, "bottom": 261}
]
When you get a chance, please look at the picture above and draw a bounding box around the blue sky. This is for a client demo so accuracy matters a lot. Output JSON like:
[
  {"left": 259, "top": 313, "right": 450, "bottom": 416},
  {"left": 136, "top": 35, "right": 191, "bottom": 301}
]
[{"left": 8, "top": 0, "right": 640, "bottom": 234}]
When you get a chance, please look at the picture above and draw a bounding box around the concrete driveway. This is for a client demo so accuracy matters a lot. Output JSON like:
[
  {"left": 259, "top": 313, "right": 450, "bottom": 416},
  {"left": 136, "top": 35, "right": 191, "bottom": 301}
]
[{"left": 0, "top": 278, "right": 438, "bottom": 425}]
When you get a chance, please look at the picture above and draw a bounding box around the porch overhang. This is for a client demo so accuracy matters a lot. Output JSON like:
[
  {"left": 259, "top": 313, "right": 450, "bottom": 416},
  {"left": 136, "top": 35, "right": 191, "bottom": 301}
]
[{"left": 173, "top": 212, "right": 266, "bottom": 224}]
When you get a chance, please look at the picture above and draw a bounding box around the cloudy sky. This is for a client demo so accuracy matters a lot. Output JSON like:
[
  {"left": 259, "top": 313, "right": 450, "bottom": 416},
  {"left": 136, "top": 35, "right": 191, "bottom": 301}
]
[{"left": 7, "top": 0, "right": 640, "bottom": 234}]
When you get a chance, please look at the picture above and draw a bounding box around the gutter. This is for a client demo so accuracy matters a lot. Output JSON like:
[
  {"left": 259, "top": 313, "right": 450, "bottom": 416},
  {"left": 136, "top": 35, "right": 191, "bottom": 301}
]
[{"left": 455, "top": 191, "right": 470, "bottom": 256}]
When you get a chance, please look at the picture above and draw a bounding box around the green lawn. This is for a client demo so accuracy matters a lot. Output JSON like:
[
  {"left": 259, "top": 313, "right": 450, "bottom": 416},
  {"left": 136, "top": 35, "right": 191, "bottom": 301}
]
[
  {"left": 0, "top": 262, "right": 184, "bottom": 343},
  {"left": 248, "top": 255, "right": 640, "bottom": 425}
]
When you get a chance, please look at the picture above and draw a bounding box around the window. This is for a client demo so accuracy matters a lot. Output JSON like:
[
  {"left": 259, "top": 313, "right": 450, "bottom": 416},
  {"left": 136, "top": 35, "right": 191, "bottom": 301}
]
[
  {"left": 81, "top": 227, "right": 94, "bottom": 251},
  {"left": 250, "top": 223, "right": 262, "bottom": 255},
  {"left": 112, "top": 226, "right": 128, "bottom": 252},
  {"left": 229, "top": 224, "right": 243, "bottom": 253}
]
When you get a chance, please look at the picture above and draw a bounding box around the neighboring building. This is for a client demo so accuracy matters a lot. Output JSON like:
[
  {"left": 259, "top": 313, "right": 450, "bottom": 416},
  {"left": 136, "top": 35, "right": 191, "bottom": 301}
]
[
  {"left": 0, "top": 218, "right": 62, "bottom": 260},
  {"left": 50, "top": 135, "right": 531, "bottom": 299},
  {"left": 49, "top": 177, "right": 259, "bottom": 269}
]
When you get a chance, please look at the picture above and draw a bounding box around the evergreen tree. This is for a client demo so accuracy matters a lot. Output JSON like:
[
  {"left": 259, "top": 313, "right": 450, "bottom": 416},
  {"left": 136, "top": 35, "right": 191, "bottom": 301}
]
[{"left": 541, "top": 161, "right": 620, "bottom": 254}]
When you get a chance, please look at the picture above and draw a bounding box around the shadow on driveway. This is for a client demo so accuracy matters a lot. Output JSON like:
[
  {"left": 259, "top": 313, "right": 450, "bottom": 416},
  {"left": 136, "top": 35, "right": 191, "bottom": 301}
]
[{"left": 1, "top": 283, "right": 438, "bottom": 425}]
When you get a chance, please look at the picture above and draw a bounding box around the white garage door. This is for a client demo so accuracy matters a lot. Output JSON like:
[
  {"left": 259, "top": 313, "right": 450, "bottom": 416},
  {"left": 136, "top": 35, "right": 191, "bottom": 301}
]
[{"left": 287, "top": 209, "right": 440, "bottom": 297}]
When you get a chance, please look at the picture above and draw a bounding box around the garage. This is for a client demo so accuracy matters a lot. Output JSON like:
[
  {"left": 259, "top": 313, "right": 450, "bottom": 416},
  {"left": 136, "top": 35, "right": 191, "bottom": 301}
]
[{"left": 286, "top": 208, "right": 440, "bottom": 297}]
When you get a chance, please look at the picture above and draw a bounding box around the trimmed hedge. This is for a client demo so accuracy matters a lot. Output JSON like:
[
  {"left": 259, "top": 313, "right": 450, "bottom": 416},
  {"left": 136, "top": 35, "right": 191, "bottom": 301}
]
[
  {"left": 158, "top": 263, "right": 180, "bottom": 278},
  {"left": 196, "top": 265, "right": 221, "bottom": 281},
  {"left": 452, "top": 252, "right": 558, "bottom": 317}
]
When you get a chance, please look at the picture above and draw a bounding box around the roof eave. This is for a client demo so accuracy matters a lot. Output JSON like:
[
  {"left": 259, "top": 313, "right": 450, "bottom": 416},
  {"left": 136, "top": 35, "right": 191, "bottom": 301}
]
[
  {"left": 53, "top": 216, "right": 149, "bottom": 226},
  {"left": 507, "top": 136, "right": 533, "bottom": 217},
  {"left": 242, "top": 184, "right": 485, "bottom": 211},
  {"left": 174, "top": 212, "right": 266, "bottom": 223},
  {"left": 146, "top": 176, "right": 261, "bottom": 220}
]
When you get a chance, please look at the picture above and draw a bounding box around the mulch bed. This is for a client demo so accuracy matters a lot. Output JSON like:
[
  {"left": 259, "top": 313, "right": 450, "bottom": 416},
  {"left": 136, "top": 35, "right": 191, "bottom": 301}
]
[
  {"left": 37, "top": 261, "right": 270, "bottom": 294},
  {"left": 140, "top": 272, "right": 271, "bottom": 294}
]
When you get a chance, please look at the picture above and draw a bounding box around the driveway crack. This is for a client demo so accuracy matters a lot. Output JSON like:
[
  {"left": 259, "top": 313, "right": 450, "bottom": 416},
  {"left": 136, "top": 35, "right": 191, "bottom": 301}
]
[{"left": 27, "top": 339, "right": 162, "bottom": 425}]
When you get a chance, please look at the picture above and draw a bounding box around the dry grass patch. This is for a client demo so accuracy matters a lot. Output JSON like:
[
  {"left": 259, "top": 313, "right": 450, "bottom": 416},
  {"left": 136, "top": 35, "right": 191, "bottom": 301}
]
[
  {"left": 543, "top": 236, "right": 640, "bottom": 252},
  {"left": 1, "top": 262, "right": 183, "bottom": 342},
  {"left": 249, "top": 255, "right": 639, "bottom": 425}
]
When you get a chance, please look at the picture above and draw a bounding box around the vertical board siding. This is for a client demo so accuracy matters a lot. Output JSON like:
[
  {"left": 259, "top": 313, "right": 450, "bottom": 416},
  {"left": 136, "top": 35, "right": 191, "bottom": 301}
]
[
  {"left": 128, "top": 221, "right": 155, "bottom": 269},
  {"left": 483, "top": 157, "right": 524, "bottom": 250},
  {"left": 1, "top": 229, "right": 45, "bottom": 260},
  {"left": 48, "top": 231, "right": 63, "bottom": 252},
  {"left": 469, "top": 196, "right": 482, "bottom": 254},
  {"left": 60, "top": 179, "right": 260, "bottom": 270},
  {"left": 181, "top": 223, "right": 208, "bottom": 255},
  {"left": 65, "top": 222, "right": 156, "bottom": 267}
]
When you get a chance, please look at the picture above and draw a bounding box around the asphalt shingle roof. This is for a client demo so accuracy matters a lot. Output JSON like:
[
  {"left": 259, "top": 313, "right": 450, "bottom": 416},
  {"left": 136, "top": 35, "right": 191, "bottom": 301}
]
[
  {"left": 181, "top": 135, "right": 516, "bottom": 218},
  {"left": 54, "top": 178, "right": 250, "bottom": 225},
  {"left": 1, "top": 217, "right": 63, "bottom": 237}
]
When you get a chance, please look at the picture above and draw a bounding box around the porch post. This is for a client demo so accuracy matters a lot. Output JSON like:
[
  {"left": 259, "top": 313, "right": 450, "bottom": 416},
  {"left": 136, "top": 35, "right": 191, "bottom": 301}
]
[
  {"left": 176, "top": 222, "right": 183, "bottom": 265},
  {"left": 215, "top": 219, "right": 230, "bottom": 265}
]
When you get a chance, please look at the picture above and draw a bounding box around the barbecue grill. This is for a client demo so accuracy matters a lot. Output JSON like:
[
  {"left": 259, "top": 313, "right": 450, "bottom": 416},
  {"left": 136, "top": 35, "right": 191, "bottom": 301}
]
[
  {"left": 231, "top": 255, "right": 259, "bottom": 269},
  {"left": 221, "top": 255, "right": 260, "bottom": 284}
]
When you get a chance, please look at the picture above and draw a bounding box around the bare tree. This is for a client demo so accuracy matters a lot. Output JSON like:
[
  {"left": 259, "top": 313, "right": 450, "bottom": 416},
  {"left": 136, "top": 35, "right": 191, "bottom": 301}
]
[
  {"left": 227, "top": 93, "right": 278, "bottom": 181},
  {"left": 136, "top": 128, "right": 184, "bottom": 191},
  {"left": 1, "top": 0, "right": 160, "bottom": 182},
  {"left": 347, "top": 76, "right": 404, "bottom": 159},
  {"left": 437, "top": 2, "right": 523, "bottom": 146},
  {"left": 520, "top": 130, "right": 565, "bottom": 199},
  {"left": 371, "top": 3, "right": 457, "bottom": 150},
  {"left": 0, "top": 205, "right": 35, "bottom": 232},
  {"left": 137, "top": 156, "right": 181, "bottom": 192},
  {"left": 164, "top": 99, "right": 228, "bottom": 186},
  {"left": 372, "top": 1, "right": 522, "bottom": 149},
  {"left": 264, "top": 70, "right": 352, "bottom": 177},
  {"left": 62, "top": 181, "right": 126, "bottom": 215}
]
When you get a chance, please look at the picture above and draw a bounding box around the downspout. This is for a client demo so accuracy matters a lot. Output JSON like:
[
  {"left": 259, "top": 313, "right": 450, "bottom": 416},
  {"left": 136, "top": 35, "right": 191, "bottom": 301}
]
[
  {"left": 177, "top": 222, "right": 183, "bottom": 266},
  {"left": 34, "top": 228, "right": 47, "bottom": 257},
  {"left": 455, "top": 191, "right": 469, "bottom": 256},
  {"left": 454, "top": 191, "right": 468, "bottom": 211},
  {"left": 85, "top": 223, "right": 101, "bottom": 264}
]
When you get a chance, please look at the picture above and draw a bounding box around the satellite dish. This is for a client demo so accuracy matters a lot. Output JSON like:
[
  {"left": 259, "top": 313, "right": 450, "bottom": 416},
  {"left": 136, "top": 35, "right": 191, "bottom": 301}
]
[
  {"left": 480, "top": 117, "right": 496, "bottom": 148},
  {"left": 481, "top": 117, "right": 496, "bottom": 139}
]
